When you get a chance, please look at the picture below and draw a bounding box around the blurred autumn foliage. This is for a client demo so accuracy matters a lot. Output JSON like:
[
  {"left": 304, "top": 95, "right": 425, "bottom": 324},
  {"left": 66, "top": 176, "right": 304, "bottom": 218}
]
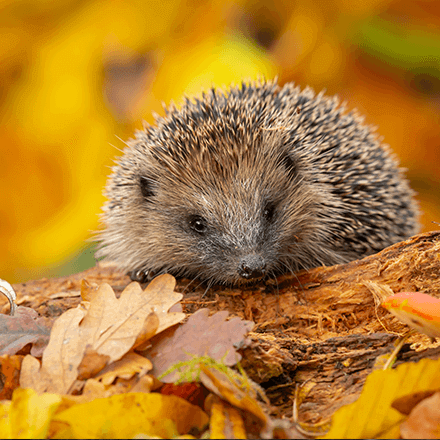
[{"left": 1, "top": 0, "right": 440, "bottom": 283}]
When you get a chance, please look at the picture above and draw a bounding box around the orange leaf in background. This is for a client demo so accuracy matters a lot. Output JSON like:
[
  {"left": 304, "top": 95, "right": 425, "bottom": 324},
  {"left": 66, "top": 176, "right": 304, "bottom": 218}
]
[{"left": 381, "top": 291, "right": 440, "bottom": 338}]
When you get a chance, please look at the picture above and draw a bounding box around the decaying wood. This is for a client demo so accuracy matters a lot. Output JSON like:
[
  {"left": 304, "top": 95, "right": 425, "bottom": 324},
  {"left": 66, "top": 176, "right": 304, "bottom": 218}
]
[{"left": 3, "top": 230, "right": 440, "bottom": 423}]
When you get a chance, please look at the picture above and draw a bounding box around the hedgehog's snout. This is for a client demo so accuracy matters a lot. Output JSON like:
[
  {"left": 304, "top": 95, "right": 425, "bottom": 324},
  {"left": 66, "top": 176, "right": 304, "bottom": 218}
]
[{"left": 238, "top": 254, "right": 267, "bottom": 280}]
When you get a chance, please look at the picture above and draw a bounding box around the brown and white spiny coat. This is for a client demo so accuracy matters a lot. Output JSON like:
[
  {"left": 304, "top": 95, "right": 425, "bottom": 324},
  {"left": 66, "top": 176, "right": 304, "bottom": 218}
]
[{"left": 97, "top": 80, "right": 419, "bottom": 285}]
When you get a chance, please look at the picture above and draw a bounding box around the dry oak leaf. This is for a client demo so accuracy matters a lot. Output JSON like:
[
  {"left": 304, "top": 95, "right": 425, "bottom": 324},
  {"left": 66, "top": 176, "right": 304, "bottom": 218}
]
[
  {"left": 94, "top": 351, "right": 153, "bottom": 385},
  {"left": 400, "top": 391, "right": 440, "bottom": 439},
  {"left": 20, "top": 275, "right": 184, "bottom": 394},
  {"left": 0, "top": 306, "right": 51, "bottom": 357},
  {"left": 146, "top": 308, "right": 254, "bottom": 382}
]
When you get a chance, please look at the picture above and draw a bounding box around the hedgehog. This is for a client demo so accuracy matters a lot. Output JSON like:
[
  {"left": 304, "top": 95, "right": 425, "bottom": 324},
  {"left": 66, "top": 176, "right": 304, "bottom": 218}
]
[{"left": 96, "top": 79, "right": 420, "bottom": 286}]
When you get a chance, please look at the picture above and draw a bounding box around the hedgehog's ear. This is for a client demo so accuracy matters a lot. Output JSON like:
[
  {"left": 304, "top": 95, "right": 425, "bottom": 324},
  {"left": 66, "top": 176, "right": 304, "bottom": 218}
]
[{"left": 139, "top": 176, "right": 157, "bottom": 201}]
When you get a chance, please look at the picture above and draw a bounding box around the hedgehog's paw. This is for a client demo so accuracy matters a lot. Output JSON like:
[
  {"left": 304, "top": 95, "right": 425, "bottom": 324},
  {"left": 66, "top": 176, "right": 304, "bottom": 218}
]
[{"left": 128, "top": 268, "right": 158, "bottom": 283}]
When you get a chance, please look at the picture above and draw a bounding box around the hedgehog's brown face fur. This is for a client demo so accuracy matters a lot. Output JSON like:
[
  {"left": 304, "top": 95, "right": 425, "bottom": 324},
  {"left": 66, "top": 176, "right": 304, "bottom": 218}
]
[
  {"left": 97, "top": 80, "right": 420, "bottom": 286},
  {"left": 130, "top": 131, "right": 324, "bottom": 285}
]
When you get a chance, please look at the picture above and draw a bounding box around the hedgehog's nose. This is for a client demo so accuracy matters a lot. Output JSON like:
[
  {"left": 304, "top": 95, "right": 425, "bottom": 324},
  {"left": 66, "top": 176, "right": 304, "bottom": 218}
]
[{"left": 239, "top": 255, "right": 266, "bottom": 280}]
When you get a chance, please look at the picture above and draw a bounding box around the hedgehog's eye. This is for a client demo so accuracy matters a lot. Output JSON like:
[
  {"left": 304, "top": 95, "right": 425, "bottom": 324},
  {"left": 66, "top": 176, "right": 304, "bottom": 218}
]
[
  {"left": 189, "top": 215, "right": 208, "bottom": 234},
  {"left": 263, "top": 203, "right": 276, "bottom": 222},
  {"left": 139, "top": 176, "right": 156, "bottom": 201}
]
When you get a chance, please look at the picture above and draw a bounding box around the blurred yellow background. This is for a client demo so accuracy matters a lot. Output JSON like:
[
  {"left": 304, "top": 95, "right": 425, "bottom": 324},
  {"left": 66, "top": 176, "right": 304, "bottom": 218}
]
[{"left": 1, "top": 0, "right": 440, "bottom": 283}]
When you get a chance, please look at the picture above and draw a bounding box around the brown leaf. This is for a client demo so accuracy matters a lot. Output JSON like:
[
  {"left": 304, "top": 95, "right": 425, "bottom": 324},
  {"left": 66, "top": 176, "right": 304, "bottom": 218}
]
[
  {"left": 95, "top": 351, "right": 153, "bottom": 385},
  {"left": 20, "top": 307, "right": 86, "bottom": 394},
  {"left": 20, "top": 275, "right": 182, "bottom": 394},
  {"left": 392, "top": 389, "right": 438, "bottom": 416},
  {"left": 79, "top": 277, "right": 183, "bottom": 362},
  {"left": 132, "top": 312, "right": 160, "bottom": 350},
  {"left": 80, "top": 279, "right": 99, "bottom": 302},
  {"left": 146, "top": 308, "right": 254, "bottom": 382},
  {"left": 77, "top": 345, "right": 111, "bottom": 380},
  {"left": 160, "top": 382, "right": 210, "bottom": 408},
  {"left": 0, "top": 306, "right": 51, "bottom": 356},
  {"left": 129, "top": 374, "right": 156, "bottom": 393},
  {"left": 0, "top": 355, "right": 23, "bottom": 399},
  {"left": 400, "top": 391, "right": 440, "bottom": 439}
]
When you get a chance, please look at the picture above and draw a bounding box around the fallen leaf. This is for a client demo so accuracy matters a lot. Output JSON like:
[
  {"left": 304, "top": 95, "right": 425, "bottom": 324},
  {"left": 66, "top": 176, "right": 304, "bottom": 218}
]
[
  {"left": 135, "top": 275, "right": 185, "bottom": 335},
  {"left": 132, "top": 312, "right": 160, "bottom": 350},
  {"left": 20, "top": 275, "right": 183, "bottom": 394},
  {"left": 160, "top": 382, "right": 210, "bottom": 408},
  {"left": 0, "top": 307, "right": 51, "bottom": 356},
  {"left": 146, "top": 308, "right": 254, "bottom": 382},
  {"left": 69, "top": 379, "right": 113, "bottom": 402},
  {"left": 20, "top": 307, "right": 86, "bottom": 394},
  {"left": 95, "top": 351, "right": 153, "bottom": 385},
  {"left": 78, "top": 277, "right": 183, "bottom": 362},
  {"left": 209, "top": 394, "right": 247, "bottom": 439},
  {"left": 0, "top": 388, "right": 61, "bottom": 439},
  {"left": 77, "top": 346, "right": 111, "bottom": 380},
  {"left": 201, "top": 366, "right": 294, "bottom": 439},
  {"left": 382, "top": 291, "right": 440, "bottom": 338},
  {"left": 0, "top": 400, "right": 11, "bottom": 438},
  {"left": 0, "top": 355, "right": 23, "bottom": 400},
  {"left": 51, "top": 392, "right": 209, "bottom": 439},
  {"left": 129, "top": 374, "right": 156, "bottom": 393},
  {"left": 79, "top": 279, "right": 99, "bottom": 302},
  {"left": 392, "top": 389, "right": 438, "bottom": 415},
  {"left": 323, "top": 357, "right": 440, "bottom": 439},
  {"left": 400, "top": 391, "right": 440, "bottom": 439},
  {"left": 200, "top": 365, "right": 268, "bottom": 428}
]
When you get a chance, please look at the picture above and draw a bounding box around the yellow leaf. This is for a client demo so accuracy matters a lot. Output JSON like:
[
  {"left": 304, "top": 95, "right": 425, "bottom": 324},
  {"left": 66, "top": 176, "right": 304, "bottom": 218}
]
[
  {"left": 51, "top": 392, "right": 208, "bottom": 439},
  {"left": 210, "top": 396, "right": 247, "bottom": 439},
  {"left": 323, "top": 358, "right": 440, "bottom": 439},
  {"left": 0, "top": 388, "right": 61, "bottom": 439},
  {"left": 0, "top": 400, "right": 12, "bottom": 438}
]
